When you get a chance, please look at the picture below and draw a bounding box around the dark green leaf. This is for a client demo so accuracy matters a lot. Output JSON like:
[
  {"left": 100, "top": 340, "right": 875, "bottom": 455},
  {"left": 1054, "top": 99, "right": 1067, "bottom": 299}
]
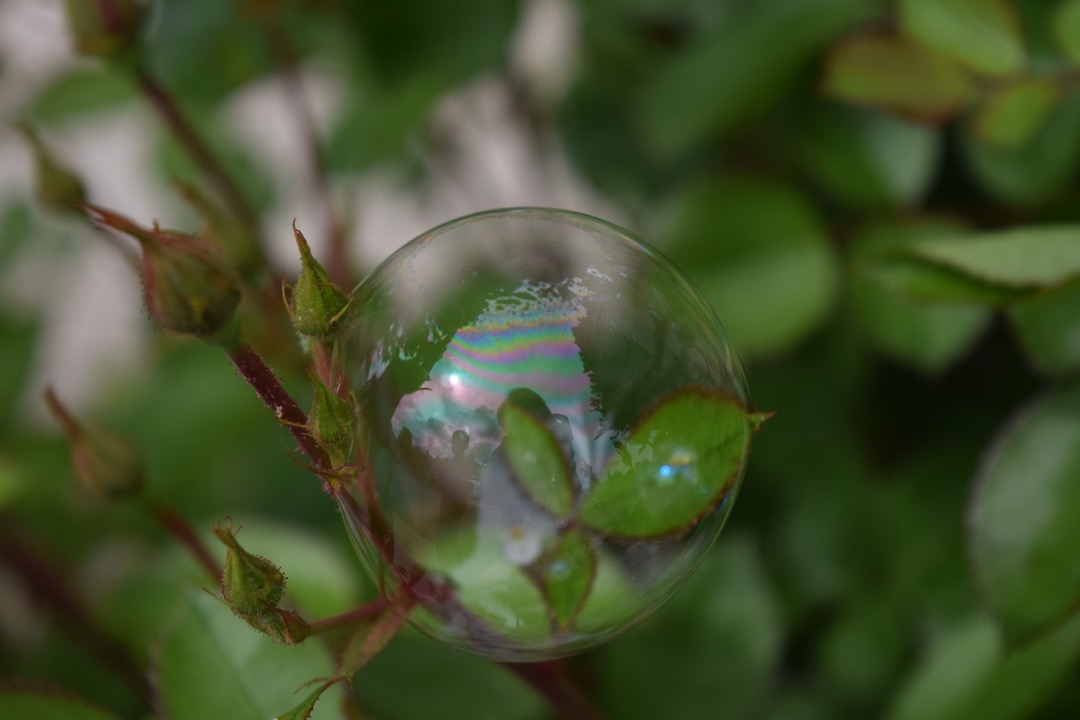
[
  {"left": 500, "top": 402, "right": 573, "bottom": 516},
  {"left": 638, "top": 0, "right": 869, "bottom": 158},
  {"left": 0, "top": 310, "right": 38, "bottom": 428},
  {"left": 963, "top": 90, "right": 1080, "bottom": 206},
  {"left": 661, "top": 176, "right": 840, "bottom": 357},
  {"left": 155, "top": 591, "right": 341, "bottom": 720},
  {"left": 852, "top": 221, "right": 992, "bottom": 371},
  {"left": 973, "top": 77, "right": 1061, "bottom": 147},
  {"left": 887, "top": 614, "right": 1080, "bottom": 720},
  {"left": 0, "top": 693, "right": 121, "bottom": 720},
  {"left": 1053, "top": 0, "right": 1080, "bottom": 63},
  {"left": 540, "top": 529, "right": 595, "bottom": 628},
  {"left": 789, "top": 103, "right": 940, "bottom": 210},
  {"left": 970, "top": 383, "right": 1080, "bottom": 646},
  {"left": 579, "top": 390, "right": 754, "bottom": 538},
  {"left": 899, "top": 0, "right": 1025, "bottom": 77},
  {"left": 28, "top": 67, "right": 136, "bottom": 124},
  {"left": 822, "top": 34, "right": 976, "bottom": 118},
  {"left": 1008, "top": 278, "right": 1080, "bottom": 375}
]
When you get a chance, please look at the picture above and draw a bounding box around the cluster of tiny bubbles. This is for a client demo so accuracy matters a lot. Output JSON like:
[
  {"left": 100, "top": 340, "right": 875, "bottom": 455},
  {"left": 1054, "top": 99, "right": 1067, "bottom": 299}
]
[{"left": 334, "top": 208, "right": 755, "bottom": 661}]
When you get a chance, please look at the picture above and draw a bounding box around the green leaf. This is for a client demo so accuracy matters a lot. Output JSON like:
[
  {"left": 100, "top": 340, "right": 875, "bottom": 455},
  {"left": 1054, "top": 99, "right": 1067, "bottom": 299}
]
[
  {"left": 973, "top": 77, "right": 1062, "bottom": 147},
  {"left": 899, "top": 0, "right": 1025, "bottom": 77},
  {"left": 337, "top": 600, "right": 411, "bottom": 678},
  {"left": 579, "top": 390, "right": 753, "bottom": 538},
  {"left": 28, "top": 67, "right": 136, "bottom": 124},
  {"left": 888, "top": 614, "right": 1080, "bottom": 720},
  {"left": 500, "top": 402, "right": 573, "bottom": 517},
  {"left": 822, "top": 34, "right": 976, "bottom": 118},
  {"left": 0, "top": 693, "right": 121, "bottom": 720},
  {"left": 540, "top": 529, "right": 596, "bottom": 628},
  {"left": 851, "top": 221, "right": 992, "bottom": 372},
  {"left": 1008, "top": 278, "right": 1080, "bottom": 375},
  {"left": 638, "top": 0, "right": 869, "bottom": 158},
  {"left": 661, "top": 176, "right": 839, "bottom": 357},
  {"left": 1053, "top": 0, "right": 1080, "bottom": 63},
  {"left": 905, "top": 225, "right": 1080, "bottom": 289},
  {"left": 969, "top": 383, "right": 1080, "bottom": 646},
  {"left": 963, "top": 90, "right": 1080, "bottom": 206},
  {"left": 155, "top": 591, "right": 341, "bottom": 720},
  {"left": 864, "top": 256, "right": 1027, "bottom": 305},
  {"left": 274, "top": 681, "right": 337, "bottom": 720},
  {"left": 0, "top": 310, "right": 37, "bottom": 428},
  {"left": 789, "top": 103, "right": 940, "bottom": 210}
]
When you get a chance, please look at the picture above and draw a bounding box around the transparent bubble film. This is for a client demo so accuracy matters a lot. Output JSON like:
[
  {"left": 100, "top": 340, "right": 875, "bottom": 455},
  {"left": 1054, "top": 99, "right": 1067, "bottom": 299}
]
[{"left": 335, "top": 208, "right": 756, "bottom": 661}]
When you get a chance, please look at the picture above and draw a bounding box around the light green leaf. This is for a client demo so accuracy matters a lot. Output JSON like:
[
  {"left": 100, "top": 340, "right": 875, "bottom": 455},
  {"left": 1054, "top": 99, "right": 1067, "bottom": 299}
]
[
  {"left": 970, "top": 383, "right": 1080, "bottom": 646},
  {"left": 906, "top": 225, "right": 1080, "bottom": 289},
  {"left": 541, "top": 529, "right": 595, "bottom": 628},
  {"left": 888, "top": 614, "right": 1080, "bottom": 720},
  {"left": 864, "top": 256, "right": 1027, "bottom": 305},
  {"left": 638, "top": 0, "right": 869, "bottom": 158},
  {"left": 0, "top": 693, "right": 121, "bottom": 720},
  {"left": 1008, "top": 278, "right": 1080, "bottom": 375},
  {"left": 822, "top": 34, "right": 976, "bottom": 118},
  {"left": 28, "top": 67, "right": 136, "bottom": 124},
  {"left": 579, "top": 390, "right": 753, "bottom": 538},
  {"left": 790, "top": 103, "right": 940, "bottom": 210},
  {"left": 661, "top": 176, "right": 839, "bottom": 357},
  {"left": 963, "top": 90, "right": 1080, "bottom": 206},
  {"left": 900, "top": 0, "right": 1025, "bottom": 76},
  {"left": 155, "top": 591, "right": 340, "bottom": 720},
  {"left": 852, "top": 221, "right": 992, "bottom": 372},
  {"left": 1054, "top": 0, "right": 1080, "bottom": 63},
  {"left": 500, "top": 402, "right": 573, "bottom": 517},
  {"left": 973, "top": 77, "right": 1062, "bottom": 147}
]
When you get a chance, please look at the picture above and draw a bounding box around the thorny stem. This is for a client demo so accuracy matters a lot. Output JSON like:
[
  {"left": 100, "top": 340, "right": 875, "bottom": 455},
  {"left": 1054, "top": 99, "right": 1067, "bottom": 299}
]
[
  {"left": 148, "top": 502, "right": 220, "bottom": 580},
  {"left": 135, "top": 70, "right": 268, "bottom": 268},
  {"left": 261, "top": 19, "right": 350, "bottom": 289},
  {"left": 0, "top": 518, "right": 151, "bottom": 706},
  {"left": 505, "top": 661, "right": 605, "bottom": 720},
  {"left": 225, "top": 341, "right": 332, "bottom": 474},
  {"left": 307, "top": 597, "right": 390, "bottom": 636}
]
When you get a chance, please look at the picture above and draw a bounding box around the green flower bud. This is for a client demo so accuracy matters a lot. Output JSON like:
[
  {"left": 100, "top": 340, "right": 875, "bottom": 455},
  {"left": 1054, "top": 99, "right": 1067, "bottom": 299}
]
[
  {"left": 43, "top": 387, "right": 144, "bottom": 500},
  {"left": 86, "top": 205, "right": 242, "bottom": 342},
  {"left": 308, "top": 372, "right": 355, "bottom": 467},
  {"left": 289, "top": 222, "right": 350, "bottom": 341},
  {"left": 16, "top": 123, "right": 87, "bottom": 214},
  {"left": 64, "top": 0, "right": 144, "bottom": 59},
  {"left": 213, "top": 522, "right": 311, "bottom": 644}
]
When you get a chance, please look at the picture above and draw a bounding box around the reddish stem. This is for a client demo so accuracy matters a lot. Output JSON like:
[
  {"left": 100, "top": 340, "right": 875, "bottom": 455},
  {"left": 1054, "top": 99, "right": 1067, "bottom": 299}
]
[
  {"left": 505, "top": 660, "right": 605, "bottom": 720},
  {"left": 307, "top": 596, "right": 390, "bottom": 636},
  {"left": 149, "top": 502, "right": 220, "bottom": 580},
  {"left": 225, "top": 342, "right": 332, "bottom": 473}
]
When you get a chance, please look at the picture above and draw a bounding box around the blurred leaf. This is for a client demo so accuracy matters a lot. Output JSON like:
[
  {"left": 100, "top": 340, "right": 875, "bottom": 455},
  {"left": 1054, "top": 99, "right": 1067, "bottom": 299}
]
[
  {"left": 155, "top": 591, "right": 341, "bottom": 720},
  {"left": 822, "top": 34, "right": 976, "bottom": 118},
  {"left": 354, "top": 631, "right": 546, "bottom": 720},
  {"left": 579, "top": 391, "right": 753, "bottom": 538},
  {"left": 0, "top": 693, "right": 121, "bottom": 720},
  {"left": 973, "top": 77, "right": 1061, "bottom": 147},
  {"left": 541, "top": 529, "right": 594, "bottom": 627},
  {"left": 0, "top": 202, "right": 32, "bottom": 271},
  {"left": 969, "top": 383, "right": 1080, "bottom": 646},
  {"left": 899, "top": 0, "right": 1025, "bottom": 77},
  {"left": 661, "top": 176, "right": 839, "bottom": 357},
  {"left": 818, "top": 599, "right": 908, "bottom": 706},
  {"left": 789, "top": 103, "right": 940, "bottom": 210},
  {"left": 0, "top": 311, "right": 37, "bottom": 428},
  {"left": 639, "top": 0, "right": 869, "bottom": 158},
  {"left": 963, "top": 90, "right": 1080, "bottom": 206},
  {"left": 595, "top": 538, "right": 782, "bottom": 720},
  {"left": 851, "top": 221, "right": 991, "bottom": 372},
  {"left": 1008, "top": 278, "right": 1080, "bottom": 375},
  {"left": 1054, "top": 0, "right": 1080, "bottom": 63},
  {"left": 887, "top": 614, "right": 1080, "bottom": 720},
  {"left": 28, "top": 66, "right": 136, "bottom": 124},
  {"left": 864, "top": 256, "right": 1026, "bottom": 305}
]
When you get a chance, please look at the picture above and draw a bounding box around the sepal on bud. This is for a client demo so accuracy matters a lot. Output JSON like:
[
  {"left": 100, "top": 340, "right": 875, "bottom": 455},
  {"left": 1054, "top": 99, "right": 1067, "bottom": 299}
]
[
  {"left": 176, "top": 181, "right": 262, "bottom": 282},
  {"left": 214, "top": 521, "right": 311, "bottom": 645},
  {"left": 16, "top": 123, "right": 87, "bottom": 214},
  {"left": 42, "top": 387, "right": 144, "bottom": 500},
  {"left": 307, "top": 372, "right": 355, "bottom": 468},
  {"left": 289, "top": 223, "right": 350, "bottom": 340},
  {"left": 64, "top": 0, "right": 144, "bottom": 60},
  {"left": 86, "top": 205, "right": 242, "bottom": 342}
]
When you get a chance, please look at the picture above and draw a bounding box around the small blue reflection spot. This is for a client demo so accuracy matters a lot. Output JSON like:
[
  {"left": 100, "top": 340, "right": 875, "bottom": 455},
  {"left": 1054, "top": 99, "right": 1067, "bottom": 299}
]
[{"left": 659, "top": 465, "right": 673, "bottom": 478}]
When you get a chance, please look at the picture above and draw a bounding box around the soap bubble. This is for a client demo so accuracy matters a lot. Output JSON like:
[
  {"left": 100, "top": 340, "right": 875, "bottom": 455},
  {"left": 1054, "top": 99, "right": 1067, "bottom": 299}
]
[{"left": 335, "top": 208, "right": 755, "bottom": 660}]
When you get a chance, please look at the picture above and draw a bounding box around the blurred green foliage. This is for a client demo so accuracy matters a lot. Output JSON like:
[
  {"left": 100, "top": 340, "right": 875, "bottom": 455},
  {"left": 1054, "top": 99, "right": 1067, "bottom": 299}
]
[{"left": 3, "top": 0, "right": 1080, "bottom": 718}]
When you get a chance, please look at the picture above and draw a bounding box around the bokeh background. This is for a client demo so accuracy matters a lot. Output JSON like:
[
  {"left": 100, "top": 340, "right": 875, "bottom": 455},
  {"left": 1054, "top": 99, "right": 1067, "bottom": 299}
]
[{"left": 1, "top": 0, "right": 1080, "bottom": 718}]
